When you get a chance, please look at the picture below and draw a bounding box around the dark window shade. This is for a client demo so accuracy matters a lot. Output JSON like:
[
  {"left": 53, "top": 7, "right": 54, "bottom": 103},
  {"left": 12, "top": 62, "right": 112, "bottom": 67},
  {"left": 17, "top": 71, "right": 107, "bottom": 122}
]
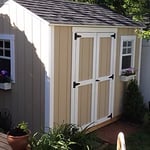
[{"left": 122, "top": 56, "right": 131, "bottom": 69}]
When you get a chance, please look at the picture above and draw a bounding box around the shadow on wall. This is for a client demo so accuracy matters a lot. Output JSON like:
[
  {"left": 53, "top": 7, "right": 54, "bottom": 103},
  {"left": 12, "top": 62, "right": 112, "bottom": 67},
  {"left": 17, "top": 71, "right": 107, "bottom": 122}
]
[{"left": 0, "top": 14, "right": 47, "bottom": 132}]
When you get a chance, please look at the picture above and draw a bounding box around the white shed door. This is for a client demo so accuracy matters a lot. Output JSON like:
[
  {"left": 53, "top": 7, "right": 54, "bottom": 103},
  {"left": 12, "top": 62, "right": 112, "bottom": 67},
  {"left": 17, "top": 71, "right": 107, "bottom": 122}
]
[{"left": 71, "top": 32, "right": 115, "bottom": 127}]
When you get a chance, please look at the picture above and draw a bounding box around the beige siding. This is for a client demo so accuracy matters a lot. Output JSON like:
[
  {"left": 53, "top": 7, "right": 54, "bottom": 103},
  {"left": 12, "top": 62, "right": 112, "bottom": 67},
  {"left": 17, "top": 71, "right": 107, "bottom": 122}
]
[
  {"left": 114, "top": 28, "right": 140, "bottom": 117},
  {"left": 0, "top": 15, "right": 45, "bottom": 130},
  {"left": 54, "top": 26, "right": 72, "bottom": 124}
]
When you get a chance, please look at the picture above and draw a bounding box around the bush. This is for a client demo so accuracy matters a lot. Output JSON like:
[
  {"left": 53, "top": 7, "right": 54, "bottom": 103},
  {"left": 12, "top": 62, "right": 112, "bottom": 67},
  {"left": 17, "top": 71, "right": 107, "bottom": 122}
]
[
  {"left": 123, "top": 79, "right": 146, "bottom": 123},
  {"left": 143, "top": 111, "right": 150, "bottom": 132},
  {"left": 31, "top": 123, "right": 97, "bottom": 150}
]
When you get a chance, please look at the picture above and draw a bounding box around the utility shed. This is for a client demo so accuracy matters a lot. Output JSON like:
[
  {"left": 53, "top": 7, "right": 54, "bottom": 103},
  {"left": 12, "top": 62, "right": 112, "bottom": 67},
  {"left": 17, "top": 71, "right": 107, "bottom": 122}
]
[{"left": 0, "top": 0, "right": 143, "bottom": 131}]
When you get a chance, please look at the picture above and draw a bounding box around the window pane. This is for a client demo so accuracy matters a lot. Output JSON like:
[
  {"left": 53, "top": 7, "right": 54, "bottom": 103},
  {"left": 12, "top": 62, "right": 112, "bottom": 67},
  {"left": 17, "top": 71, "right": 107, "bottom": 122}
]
[
  {"left": 5, "top": 50, "right": 10, "bottom": 57},
  {"left": 5, "top": 41, "right": 10, "bottom": 48},
  {"left": 123, "top": 48, "right": 127, "bottom": 54},
  {"left": 0, "top": 40, "right": 3, "bottom": 48},
  {"left": 0, "top": 58, "right": 10, "bottom": 76},
  {"left": 128, "top": 41, "right": 132, "bottom": 47},
  {"left": 122, "top": 56, "right": 131, "bottom": 69},
  {"left": 128, "top": 48, "right": 132, "bottom": 53},
  {"left": 0, "top": 49, "right": 3, "bottom": 56},
  {"left": 123, "top": 41, "right": 127, "bottom": 47}
]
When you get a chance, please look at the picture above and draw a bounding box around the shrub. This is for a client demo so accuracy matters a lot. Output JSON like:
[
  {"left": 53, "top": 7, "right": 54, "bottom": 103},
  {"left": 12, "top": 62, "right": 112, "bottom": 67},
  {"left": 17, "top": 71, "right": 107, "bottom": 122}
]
[
  {"left": 143, "top": 111, "right": 150, "bottom": 132},
  {"left": 123, "top": 79, "right": 146, "bottom": 123},
  {"left": 30, "top": 123, "right": 97, "bottom": 150}
]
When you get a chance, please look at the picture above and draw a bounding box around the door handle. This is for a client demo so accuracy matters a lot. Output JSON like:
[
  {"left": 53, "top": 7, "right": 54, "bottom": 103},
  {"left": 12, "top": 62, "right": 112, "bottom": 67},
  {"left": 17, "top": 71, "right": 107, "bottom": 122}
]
[{"left": 96, "top": 79, "right": 100, "bottom": 82}]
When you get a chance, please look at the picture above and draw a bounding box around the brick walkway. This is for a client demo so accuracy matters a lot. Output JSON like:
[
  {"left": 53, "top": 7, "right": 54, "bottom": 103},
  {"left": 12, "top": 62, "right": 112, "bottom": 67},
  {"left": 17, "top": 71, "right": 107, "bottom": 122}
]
[{"left": 94, "top": 120, "right": 139, "bottom": 144}]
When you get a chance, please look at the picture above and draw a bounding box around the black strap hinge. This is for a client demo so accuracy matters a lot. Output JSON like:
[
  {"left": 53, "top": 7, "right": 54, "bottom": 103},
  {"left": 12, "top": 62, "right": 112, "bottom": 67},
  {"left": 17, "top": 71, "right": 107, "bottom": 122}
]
[
  {"left": 111, "top": 33, "right": 116, "bottom": 39},
  {"left": 107, "top": 113, "right": 112, "bottom": 119},
  {"left": 73, "top": 81, "right": 80, "bottom": 88},
  {"left": 74, "top": 33, "right": 82, "bottom": 40},
  {"left": 109, "top": 74, "right": 114, "bottom": 80}
]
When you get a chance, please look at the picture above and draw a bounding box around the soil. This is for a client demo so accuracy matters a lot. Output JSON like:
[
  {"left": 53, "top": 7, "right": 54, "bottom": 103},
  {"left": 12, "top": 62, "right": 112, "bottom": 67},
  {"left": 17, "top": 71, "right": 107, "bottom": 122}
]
[{"left": 8, "top": 128, "right": 27, "bottom": 136}]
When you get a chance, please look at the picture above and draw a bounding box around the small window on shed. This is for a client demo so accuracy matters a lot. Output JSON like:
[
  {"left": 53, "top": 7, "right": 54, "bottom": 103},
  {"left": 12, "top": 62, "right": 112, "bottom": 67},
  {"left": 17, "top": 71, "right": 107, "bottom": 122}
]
[
  {"left": 0, "top": 35, "right": 15, "bottom": 82},
  {"left": 120, "top": 36, "right": 136, "bottom": 74}
]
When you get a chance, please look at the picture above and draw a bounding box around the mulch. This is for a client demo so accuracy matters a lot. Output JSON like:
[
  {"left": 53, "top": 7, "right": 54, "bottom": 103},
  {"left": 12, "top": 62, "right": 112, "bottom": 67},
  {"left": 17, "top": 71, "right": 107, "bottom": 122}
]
[{"left": 94, "top": 120, "right": 140, "bottom": 144}]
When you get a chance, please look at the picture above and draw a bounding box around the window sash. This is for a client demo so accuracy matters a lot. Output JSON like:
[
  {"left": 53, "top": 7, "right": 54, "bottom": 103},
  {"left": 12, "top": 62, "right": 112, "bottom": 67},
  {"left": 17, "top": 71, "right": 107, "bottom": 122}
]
[
  {"left": 120, "top": 36, "right": 136, "bottom": 75},
  {"left": 0, "top": 34, "right": 15, "bottom": 82}
]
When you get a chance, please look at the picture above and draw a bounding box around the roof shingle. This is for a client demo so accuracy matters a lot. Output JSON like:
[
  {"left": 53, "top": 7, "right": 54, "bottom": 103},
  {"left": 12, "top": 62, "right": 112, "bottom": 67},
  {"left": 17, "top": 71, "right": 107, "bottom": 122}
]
[{"left": 15, "top": 0, "right": 143, "bottom": 27}]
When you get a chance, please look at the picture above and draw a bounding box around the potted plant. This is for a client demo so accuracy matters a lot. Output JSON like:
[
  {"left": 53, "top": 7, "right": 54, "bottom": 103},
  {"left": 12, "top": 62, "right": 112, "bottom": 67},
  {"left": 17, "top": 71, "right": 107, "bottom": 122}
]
[
  {"left": 120, "top": 68, "right": 136, "bottom": 82},
  {"left": 0, "top": 70, "right": 11, "bottom": 90},
  {"left": 7, "top": 121, "right": 30, "bottom": 150}
]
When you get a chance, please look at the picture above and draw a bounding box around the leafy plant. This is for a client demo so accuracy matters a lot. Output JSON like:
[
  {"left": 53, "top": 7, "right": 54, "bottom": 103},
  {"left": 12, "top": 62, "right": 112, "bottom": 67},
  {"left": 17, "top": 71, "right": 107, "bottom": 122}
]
[
  {"left": 17, "top": 121, "right": 28, "bottom": 133},
  {"left": 31, "top": 123, "right": 97, "bottom": 150},
  {"left": 123, "top": 79, "right": 146, "bottom": 123},
  {"left": 8, "top": 121, "right": 29, "bottom": 136}
]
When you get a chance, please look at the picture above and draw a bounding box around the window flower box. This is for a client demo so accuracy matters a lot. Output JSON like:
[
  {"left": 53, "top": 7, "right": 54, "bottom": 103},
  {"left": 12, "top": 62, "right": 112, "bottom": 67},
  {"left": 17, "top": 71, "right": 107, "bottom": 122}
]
[
  {"left": 120, "top": 68, "right": 136, "bottom": 82},
  {"left": 120, "top": 74, "right": 136, "bottom": 82},
  {"left": 0, "top": 70, "right": 12, "bottom": 90},
  {"left": 0, "top": 82, "right": 11, "bottom": 90}
]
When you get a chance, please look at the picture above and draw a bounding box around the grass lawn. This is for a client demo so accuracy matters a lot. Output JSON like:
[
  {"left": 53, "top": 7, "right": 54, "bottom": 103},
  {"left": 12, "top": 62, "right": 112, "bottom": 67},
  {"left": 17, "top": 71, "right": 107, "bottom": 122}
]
[{"left": 102, "top": 128, "right": 150, "bottom": 150}]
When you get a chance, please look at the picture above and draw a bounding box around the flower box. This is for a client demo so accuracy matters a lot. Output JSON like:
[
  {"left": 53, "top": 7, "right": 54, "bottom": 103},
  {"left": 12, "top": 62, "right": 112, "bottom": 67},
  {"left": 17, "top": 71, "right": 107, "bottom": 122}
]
[
  {"left": 0, "top": 83, "right": 11, "bottom": 90},
  {"left": 120, "top": 75, "right": 136, "bottom": 82}
]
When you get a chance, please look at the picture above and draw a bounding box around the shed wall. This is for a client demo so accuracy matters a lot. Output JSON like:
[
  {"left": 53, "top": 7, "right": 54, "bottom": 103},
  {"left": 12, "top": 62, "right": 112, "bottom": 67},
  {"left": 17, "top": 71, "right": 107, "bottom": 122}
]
[
  {"left": 53, "top": 26, "right": 140, "bottom": 127},
  {"left": 0, "top": 1, "right": 50, "bottom": 131},
  {"left": 114, "top": 28, "right": 140, "bottom": 117}
]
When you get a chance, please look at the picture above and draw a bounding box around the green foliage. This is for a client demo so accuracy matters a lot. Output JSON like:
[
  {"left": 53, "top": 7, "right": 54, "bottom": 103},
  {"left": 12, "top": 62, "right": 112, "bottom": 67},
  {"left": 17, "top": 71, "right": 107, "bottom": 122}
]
[
  {"left": 17, "top": 121, "right": 28, "bottom": 133},
  {"left": 123, "top": 79, "right": 146, "bottom": 123},
  {"left": 31, "top": 123, "right": 97, "bottom": 150},
  {"left": 135, "top": 29, "right": 150, "bottom": 39},
  {"left": 143, "top": 111, "right": 150, "bottom": 132}
]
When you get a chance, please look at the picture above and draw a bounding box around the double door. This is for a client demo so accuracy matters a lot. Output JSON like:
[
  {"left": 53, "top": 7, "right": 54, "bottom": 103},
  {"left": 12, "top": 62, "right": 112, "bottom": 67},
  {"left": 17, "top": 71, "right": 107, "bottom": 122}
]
[{"left": 71, "top": 32, "right": 115, "bottom": 127}]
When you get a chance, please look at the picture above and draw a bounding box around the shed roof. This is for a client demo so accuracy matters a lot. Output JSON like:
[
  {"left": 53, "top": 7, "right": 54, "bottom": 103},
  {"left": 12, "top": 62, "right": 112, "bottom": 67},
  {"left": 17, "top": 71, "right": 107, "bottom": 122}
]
[{"left": 15, "top": 0, "right": 143, "bottom": 27}]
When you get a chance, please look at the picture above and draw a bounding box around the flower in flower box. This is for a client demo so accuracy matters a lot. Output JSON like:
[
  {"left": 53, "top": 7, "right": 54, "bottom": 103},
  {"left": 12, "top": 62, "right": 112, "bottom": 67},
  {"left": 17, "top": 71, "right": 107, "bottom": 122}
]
[
  {"left": 0, "top": 70, "right": 11, "bottom": 83},
  {"left": 0, "top": 70, "right": 11, "bottom": 90},
  {"left": 121, "top": 68, "right": 136, "bottom": 76},
  {"left": 120, "top": 68, "right": 136, "bottom": 82}
]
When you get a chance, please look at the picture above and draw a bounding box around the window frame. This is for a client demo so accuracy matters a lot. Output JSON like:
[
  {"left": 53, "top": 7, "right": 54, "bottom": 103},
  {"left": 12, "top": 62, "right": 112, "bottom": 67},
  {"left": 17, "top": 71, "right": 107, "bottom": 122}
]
[
  {"left": 0, "top": 34, "right": 15, "bottom": 82},
  {"left": 120, "top": 35, "right": 136, "bottom": 75}
]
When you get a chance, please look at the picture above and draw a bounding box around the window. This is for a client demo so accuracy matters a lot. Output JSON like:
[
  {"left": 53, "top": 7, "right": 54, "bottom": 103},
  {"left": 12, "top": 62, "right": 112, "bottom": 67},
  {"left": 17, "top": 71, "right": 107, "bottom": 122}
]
[
  {"left": 120, "top": 36, "right": 136, "bottom": 74},
  {"left": 0, "top": 34, "right": 15, "bottom": 82}
]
